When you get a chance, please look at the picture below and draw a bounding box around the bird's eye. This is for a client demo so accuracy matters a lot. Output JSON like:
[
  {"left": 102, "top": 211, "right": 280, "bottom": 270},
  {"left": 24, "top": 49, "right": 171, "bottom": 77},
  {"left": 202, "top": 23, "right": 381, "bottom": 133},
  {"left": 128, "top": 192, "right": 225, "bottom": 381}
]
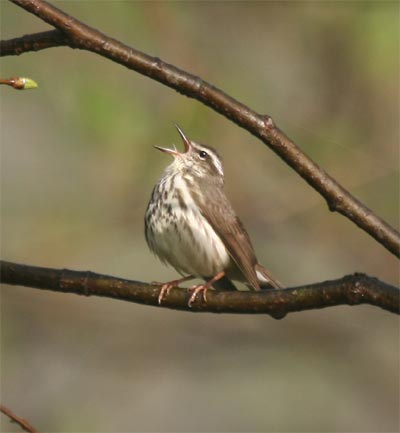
[{"left": 199, "top": 150, "right": 208, "bottom": 159}]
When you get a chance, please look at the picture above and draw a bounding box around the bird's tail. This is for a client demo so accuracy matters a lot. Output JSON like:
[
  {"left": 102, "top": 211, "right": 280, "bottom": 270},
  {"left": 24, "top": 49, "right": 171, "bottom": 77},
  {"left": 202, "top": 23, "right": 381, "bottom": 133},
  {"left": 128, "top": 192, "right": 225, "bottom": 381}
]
[{"left": 255, "top": 263, "right": 284, "bottom": 289}]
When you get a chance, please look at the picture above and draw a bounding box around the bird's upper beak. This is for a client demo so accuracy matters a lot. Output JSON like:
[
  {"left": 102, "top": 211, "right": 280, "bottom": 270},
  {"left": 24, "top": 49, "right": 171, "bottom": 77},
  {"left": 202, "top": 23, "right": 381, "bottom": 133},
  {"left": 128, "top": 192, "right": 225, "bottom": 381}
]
[{"left": 154, "top": 124, "right": 191, "bottom": 156}]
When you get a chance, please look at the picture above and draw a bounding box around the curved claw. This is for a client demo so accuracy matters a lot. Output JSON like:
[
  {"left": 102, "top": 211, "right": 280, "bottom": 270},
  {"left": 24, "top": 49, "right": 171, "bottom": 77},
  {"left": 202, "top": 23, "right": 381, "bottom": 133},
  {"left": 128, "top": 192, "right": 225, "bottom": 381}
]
[
  {"left": 158, "top": 283, "right": 174, "bottom": 305},
  {"left": 188, "top": 285, "right": 209, "bottom": 307}
]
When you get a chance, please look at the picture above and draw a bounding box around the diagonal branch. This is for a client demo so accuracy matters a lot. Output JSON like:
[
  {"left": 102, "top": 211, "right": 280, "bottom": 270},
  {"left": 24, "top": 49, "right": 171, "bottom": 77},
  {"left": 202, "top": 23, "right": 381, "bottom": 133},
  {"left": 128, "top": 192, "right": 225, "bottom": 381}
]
[
  {"left": 2, "top": 0, "right": 399, "bottom": 258},
  {"left": 0, "top": 405, "right": 39, "bottom": 433},
  {"left": 1, "top": 261, "right": 399, "bottom": 318}
]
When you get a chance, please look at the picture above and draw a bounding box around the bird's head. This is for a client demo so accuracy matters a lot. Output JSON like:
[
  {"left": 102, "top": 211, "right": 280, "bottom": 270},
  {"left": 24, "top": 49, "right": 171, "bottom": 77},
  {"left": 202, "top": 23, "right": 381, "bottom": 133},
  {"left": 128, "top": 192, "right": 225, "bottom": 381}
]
[{"left": 155, "top": 125, "right": 224, "bottom": 184}]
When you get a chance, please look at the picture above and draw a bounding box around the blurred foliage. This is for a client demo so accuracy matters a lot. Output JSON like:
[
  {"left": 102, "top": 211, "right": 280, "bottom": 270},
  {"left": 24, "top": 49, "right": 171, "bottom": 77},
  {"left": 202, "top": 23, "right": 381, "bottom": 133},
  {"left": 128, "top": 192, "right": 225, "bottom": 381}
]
[{"left": 1, "top": 1, "right": 398, "bottom": 432}]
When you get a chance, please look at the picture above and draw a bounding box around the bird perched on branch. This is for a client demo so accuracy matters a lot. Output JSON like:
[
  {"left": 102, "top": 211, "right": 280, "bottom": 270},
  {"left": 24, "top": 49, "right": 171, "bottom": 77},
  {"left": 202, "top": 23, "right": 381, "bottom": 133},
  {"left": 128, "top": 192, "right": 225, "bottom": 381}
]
[{"left": 145, "top": 125, "right": 282, "bottom": 306}]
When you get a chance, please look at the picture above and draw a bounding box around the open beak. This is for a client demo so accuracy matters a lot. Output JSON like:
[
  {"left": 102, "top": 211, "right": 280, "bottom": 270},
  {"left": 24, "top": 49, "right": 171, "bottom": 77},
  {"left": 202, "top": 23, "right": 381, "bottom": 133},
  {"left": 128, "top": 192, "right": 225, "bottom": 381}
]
[
  {"left": 175, "top": 124, "right": 191, "bottom": 152},
  {"left": 154, "top": 124, "right": 191, "bottom": 156}
]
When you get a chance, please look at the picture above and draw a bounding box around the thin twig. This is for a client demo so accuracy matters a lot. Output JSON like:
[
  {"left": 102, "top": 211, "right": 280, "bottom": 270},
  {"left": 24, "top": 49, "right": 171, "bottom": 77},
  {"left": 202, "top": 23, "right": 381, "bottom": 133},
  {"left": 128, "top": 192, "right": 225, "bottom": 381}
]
[
  {"left": 2, "top": 0, "right": 398, "bottom": 258},
  {"left": 0, "top": 76, "right": 38, "bottom": 89},
  {"left": 1, "top": 261, "right": 398, "bottom": 318},
  {"left": 0, "top": 405, "right": 39, "bottom": 433},
  {"left": 0, "top": 29, "right": 67, "bottom": 55}
]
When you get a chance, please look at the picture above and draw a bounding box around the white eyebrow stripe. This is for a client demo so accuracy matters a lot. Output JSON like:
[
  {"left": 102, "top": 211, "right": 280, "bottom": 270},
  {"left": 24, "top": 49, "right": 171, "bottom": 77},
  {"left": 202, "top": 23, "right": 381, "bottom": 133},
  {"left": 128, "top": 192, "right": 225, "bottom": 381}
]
[{"left": 209, "top": 152, "right": 224, "bottom": 176}]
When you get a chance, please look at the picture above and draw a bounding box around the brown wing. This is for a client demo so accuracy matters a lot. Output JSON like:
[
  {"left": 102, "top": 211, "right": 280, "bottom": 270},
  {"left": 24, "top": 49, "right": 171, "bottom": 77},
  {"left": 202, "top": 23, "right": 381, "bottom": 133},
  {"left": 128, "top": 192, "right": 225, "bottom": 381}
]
[{"left": 193, "top": 187, "right": 261, "bottom": 290}]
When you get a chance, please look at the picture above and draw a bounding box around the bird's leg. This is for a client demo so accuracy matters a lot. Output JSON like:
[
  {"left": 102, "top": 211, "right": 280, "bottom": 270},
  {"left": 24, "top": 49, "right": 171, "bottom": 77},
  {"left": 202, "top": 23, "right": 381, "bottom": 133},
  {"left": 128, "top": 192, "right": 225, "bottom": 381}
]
[
  {"left": 152, "top": 275, "right": 194, "bottom": 305},
  {"left": 188, "top": 271, "right": 226, "bottom": 307}
]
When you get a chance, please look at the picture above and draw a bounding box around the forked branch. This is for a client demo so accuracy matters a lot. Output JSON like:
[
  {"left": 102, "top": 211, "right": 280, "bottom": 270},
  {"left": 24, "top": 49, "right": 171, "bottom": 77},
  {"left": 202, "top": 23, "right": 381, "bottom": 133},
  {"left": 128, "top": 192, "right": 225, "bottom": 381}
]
[
  {"left": 1, "top": 0, "right": 399, "bottom": 258},
  {"left": 1, "top": 261, "right": 399, "bottom": 318}
]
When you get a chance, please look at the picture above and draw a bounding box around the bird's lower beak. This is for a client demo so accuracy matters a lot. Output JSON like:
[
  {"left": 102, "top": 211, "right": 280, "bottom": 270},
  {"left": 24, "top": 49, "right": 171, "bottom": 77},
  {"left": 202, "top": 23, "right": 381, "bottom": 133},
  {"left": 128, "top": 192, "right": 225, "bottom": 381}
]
[{"left": 154, "top": 145, "right": 179, "bottom": 156}]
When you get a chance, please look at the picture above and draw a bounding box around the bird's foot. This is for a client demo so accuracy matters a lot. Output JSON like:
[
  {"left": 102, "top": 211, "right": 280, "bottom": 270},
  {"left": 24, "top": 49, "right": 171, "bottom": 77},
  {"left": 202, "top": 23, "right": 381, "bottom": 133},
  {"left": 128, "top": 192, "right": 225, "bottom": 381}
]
[
  {"left": 187, "top": 271, "right": 226, "bottom": 307},
  {"left": 152, "top": 276, "right": 194, "bottom": 305},
  {"left": 188, "top": 284, "right": 210, "bottom": 307}
]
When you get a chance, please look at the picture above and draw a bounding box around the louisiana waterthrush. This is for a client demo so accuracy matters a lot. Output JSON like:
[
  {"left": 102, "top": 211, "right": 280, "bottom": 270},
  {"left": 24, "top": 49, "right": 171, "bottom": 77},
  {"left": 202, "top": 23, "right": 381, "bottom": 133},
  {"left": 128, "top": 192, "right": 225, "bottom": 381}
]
[{"left": 145, "top": 126, "right": 283, "bottom": 306}]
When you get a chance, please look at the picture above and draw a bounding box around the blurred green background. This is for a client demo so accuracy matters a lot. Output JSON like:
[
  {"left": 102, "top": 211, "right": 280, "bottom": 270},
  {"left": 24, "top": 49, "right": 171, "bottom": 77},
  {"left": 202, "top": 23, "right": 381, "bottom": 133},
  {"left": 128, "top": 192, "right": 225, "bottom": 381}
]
[{"left": 1, "top": 1, "right": 398, "bottom": 432}]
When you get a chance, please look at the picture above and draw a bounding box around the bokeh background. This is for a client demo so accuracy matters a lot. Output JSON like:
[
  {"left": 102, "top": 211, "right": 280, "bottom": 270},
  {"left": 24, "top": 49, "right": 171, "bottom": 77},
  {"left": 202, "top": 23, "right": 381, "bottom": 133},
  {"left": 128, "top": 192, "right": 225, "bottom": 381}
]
[{"left": 1, "top": 1, "right": 399, "bottom": 432}]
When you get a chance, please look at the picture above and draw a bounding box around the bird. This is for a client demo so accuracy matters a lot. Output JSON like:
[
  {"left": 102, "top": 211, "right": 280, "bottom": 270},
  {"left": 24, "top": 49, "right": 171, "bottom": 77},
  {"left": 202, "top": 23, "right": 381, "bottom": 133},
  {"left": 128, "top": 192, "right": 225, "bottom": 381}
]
[{"left": 144, "top": 125, "right": 283, "bottom": 306}]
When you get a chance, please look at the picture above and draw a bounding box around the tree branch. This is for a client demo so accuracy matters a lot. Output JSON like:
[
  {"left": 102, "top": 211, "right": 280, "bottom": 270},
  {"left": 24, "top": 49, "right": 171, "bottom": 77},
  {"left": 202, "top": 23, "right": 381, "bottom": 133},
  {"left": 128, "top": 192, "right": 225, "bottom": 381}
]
[
  {"left": 1, "top": 261, "right": 398, "bottom": 318},
  {"left": 2, "top": 0, "right": 399, "bottom": 258},
  {"left": 0, "top": 405, "right": 39, "bottom": 433}
]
